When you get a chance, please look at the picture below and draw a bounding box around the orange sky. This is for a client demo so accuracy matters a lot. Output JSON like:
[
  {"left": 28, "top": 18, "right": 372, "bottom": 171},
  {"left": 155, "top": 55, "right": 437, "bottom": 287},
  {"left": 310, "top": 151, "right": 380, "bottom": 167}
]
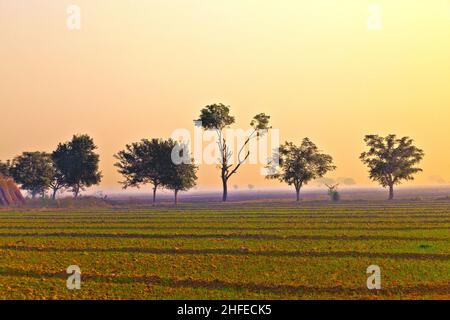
[{"left": 1, "top": 1, "right": 449, "bottom": 191}]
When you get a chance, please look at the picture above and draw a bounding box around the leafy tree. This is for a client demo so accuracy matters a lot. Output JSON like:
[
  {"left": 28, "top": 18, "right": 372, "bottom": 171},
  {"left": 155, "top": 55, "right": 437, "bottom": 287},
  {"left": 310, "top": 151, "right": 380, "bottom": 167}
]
[
  {"left": 52, "top": 134, "right": 102, "bottom": 198},
  {"left": 48, "top": 164, "right": 66, "bottom": 200},
  {"left": 0, "top": 160, "right": 11, "bottom": 177},
  {"left": 10, "top": 152, "right": 54, "bottom": 198},
  {"left": 360, "top": 134, "right": 424, "bottom": 200},
  {"left": 163, "top": 143, "right": 198, "bottom": 205},
  {"left": 115, "top": 138, "right": 174, "bottom": 205},
  {"left": 266, "top": 138, "right": 336, "bottom": 201},
  {"left": 196, "top": 103, "right": 270, "bottom": 201}
]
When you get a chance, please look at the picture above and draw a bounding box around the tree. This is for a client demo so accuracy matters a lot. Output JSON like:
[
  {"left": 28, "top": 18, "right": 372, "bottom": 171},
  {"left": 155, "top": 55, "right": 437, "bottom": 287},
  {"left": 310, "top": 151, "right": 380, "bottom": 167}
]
[
  {"left": 0, "top": 160, "right": 11, "bottom": 177},
  {"left": 266, "top": 138, "right": 336, "bottom": 201},
  {"left": 196, "top": 103, "right": 270, "bottom": 201},
  {"left": 10, "top": 152, "right": 54, "bottom": 198},
  {"left": 163, "top": 143, "right": 198, "bottom": 205},
  {"left": 48, "top": 164, "right": 66, "bottom": 200},
  {"left": 115, "top": 138, "right": 174, "bottom": 205},
  {"left": 53, "top": 134, "right": 102, "bottom": 198},
  {"left": 326, "top": 183, "right": 340, "bottom": 202},
  {"left": 360, "top": 134, "right": 424, "bottom": 200}
]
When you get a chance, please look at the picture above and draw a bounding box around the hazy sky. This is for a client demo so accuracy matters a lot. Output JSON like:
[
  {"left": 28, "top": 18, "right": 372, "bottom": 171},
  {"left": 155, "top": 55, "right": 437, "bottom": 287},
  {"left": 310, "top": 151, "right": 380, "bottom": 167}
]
[{"left": 1, "top": 0, "right": 449, "bottom": 191}]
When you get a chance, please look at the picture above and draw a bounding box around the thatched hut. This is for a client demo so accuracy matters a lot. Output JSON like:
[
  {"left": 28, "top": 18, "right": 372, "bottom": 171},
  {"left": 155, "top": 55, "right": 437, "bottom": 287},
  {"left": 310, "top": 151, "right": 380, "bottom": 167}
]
[{"left": 0, "top": 175, "right": 25, "bottom": 206}]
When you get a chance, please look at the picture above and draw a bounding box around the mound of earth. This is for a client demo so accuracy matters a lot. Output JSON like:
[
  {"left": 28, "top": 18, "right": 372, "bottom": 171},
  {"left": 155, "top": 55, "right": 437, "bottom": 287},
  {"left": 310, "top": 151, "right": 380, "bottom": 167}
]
[{"left": 0, "top": 175, "right": 25, "bottom": 206}]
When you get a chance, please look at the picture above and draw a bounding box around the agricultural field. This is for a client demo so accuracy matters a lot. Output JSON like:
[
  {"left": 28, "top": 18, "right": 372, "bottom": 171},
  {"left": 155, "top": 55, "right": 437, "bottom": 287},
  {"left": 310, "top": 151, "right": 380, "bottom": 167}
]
[{"left": 0, "top": 200, "right": 449, "bottom": 300}]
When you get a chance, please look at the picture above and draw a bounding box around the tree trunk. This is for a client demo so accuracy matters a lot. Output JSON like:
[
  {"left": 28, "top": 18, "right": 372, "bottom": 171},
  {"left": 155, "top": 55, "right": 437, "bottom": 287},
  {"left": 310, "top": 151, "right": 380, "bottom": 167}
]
[
  {"left": 295, "top": 182, "right": 302, "bottom": 202},
  {"left": 152, "top": 186, "right": 157, "bottom": 206},
  {"left": 174, "top": 190, "right": 178, "bottom": 205},
  {"left": 222, "top": 177, "right": 228, "bottom": 202},
  {"left": 388, "top": 184, "right": 394, "bottom": 200},
  {"left": 73, "top": 184, "right": 80, "bottom": 198},
  {"left": 52, "top": 188, "right": 57, "bottom": 200}
]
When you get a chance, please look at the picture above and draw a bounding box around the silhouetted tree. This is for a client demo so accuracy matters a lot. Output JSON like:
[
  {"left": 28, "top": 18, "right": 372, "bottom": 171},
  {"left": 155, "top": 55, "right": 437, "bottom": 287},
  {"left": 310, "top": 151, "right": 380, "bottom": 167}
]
[
  {"left": 10, "top": 152, "right": 54, "bottom": 198},
  {"left": 53, "top": 134, "right": 102, "bottom": 198},
  {"left": 360, "top": 134, "right": 424, "bottom": 200},
  {"left": 196, "top": 104, "right": 270, "bottom": 201},
  {"left": 266, "top": 138, "right": 336, "bottom": 201},
  {"left": 48, "top": 163, "right": 66, "bottom": 200},
  {"left": 0, "top": 160, "right": 11, "bottom": 177},
  {"left": 115, "top": 138, "right": 174, "bottom": 205},
  {"left": 326, "top": 183, "right": 340, "bottom": 202},
  {"left": 163, "top": 143, "right": 198, "bottom": 205}
]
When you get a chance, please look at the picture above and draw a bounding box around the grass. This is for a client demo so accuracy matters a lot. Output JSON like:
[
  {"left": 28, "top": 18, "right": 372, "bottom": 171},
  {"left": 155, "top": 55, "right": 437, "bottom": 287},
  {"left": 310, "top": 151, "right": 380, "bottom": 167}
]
[{"left": 0, "top": 200, "right": 449, "bottom": 300}]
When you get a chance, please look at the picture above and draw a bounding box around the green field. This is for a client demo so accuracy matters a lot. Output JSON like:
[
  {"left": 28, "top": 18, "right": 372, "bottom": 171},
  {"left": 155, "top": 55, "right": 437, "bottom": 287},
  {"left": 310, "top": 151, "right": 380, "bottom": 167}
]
[{"left": 0, "top": 200, "right": 449, "bottom": 300}]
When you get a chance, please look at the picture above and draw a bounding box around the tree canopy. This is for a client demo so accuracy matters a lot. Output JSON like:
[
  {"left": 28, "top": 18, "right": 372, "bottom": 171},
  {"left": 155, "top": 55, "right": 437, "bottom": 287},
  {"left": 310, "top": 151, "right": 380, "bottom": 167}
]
[
  {"left": 197, "top": 103, "right": 235, "bottom": 130},
  {"left": 48, "top": 161, "right": 66, "bottom": 200},
  {"left": 10, "top": 152, "right": 55, "bottom": 198},
  {"left": 115, "top": 138, "right": 175, "bottom": 204},
  {"left": 53, "top": 134, "right": 102, "bottom": 198},
  {"left": 0, "top": 160, "right": 11, "bottom": 177},
  {"left": 163, "top": 143, "right": 198, "bottom": 204},
  {"left": 266, "top": 138, "right": 336, "bottom": 201},
  {"left": 360, "top": 134, "right": 424, "bottom": 200}
]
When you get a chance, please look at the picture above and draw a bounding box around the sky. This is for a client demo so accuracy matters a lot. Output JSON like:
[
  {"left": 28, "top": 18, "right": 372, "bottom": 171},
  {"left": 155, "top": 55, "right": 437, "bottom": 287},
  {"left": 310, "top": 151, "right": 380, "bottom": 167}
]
[{"left": 0, "top": 0, "right": 449, "bottom": 192}]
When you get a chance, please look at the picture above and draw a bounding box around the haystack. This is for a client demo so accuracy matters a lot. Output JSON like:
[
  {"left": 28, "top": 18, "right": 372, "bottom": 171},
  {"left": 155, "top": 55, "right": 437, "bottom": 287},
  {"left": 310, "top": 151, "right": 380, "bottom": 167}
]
[{"left": 0, "top": 175, "right": 25, "bottom": 206}]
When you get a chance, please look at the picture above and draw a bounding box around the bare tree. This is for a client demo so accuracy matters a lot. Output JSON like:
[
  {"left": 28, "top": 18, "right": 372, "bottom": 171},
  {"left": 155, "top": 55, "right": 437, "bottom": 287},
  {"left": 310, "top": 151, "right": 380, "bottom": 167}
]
[
  {"left": 196, "top": 104, "right": 270, "bottom": 201},
  {"left": 325, "top": 183, "right": 340, "bottom": 202}
]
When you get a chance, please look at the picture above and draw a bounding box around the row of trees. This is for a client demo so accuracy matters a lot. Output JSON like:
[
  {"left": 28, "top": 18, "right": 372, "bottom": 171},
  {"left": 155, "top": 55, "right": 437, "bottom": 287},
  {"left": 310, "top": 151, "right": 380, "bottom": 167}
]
[
  {"left": 114, "top": 104, "right": 424, "bottom": 202},
  {"left": 0, "top": 136, "right": 198, "bottom": 204},
  {"left": 114, "top": 138, "right": 197, "bottom": 205},
  {"left": 0, "top": 135, "right": 102, "bottom": 199},
  {"left": 0, "top": 104, "right": 425, "bottom": 203},
  {"left": 264, "top": 134, "right": 424, "bottom": 201},
  {"left": 196, "top": 104, "right": 423, "bottom": 201}
]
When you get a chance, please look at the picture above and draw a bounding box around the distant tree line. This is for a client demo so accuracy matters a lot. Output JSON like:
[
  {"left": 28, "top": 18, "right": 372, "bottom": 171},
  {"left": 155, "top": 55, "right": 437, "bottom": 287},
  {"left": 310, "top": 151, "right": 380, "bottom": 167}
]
[{"left": 0, "top": 104, "right": 425, "bottom": 204}]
